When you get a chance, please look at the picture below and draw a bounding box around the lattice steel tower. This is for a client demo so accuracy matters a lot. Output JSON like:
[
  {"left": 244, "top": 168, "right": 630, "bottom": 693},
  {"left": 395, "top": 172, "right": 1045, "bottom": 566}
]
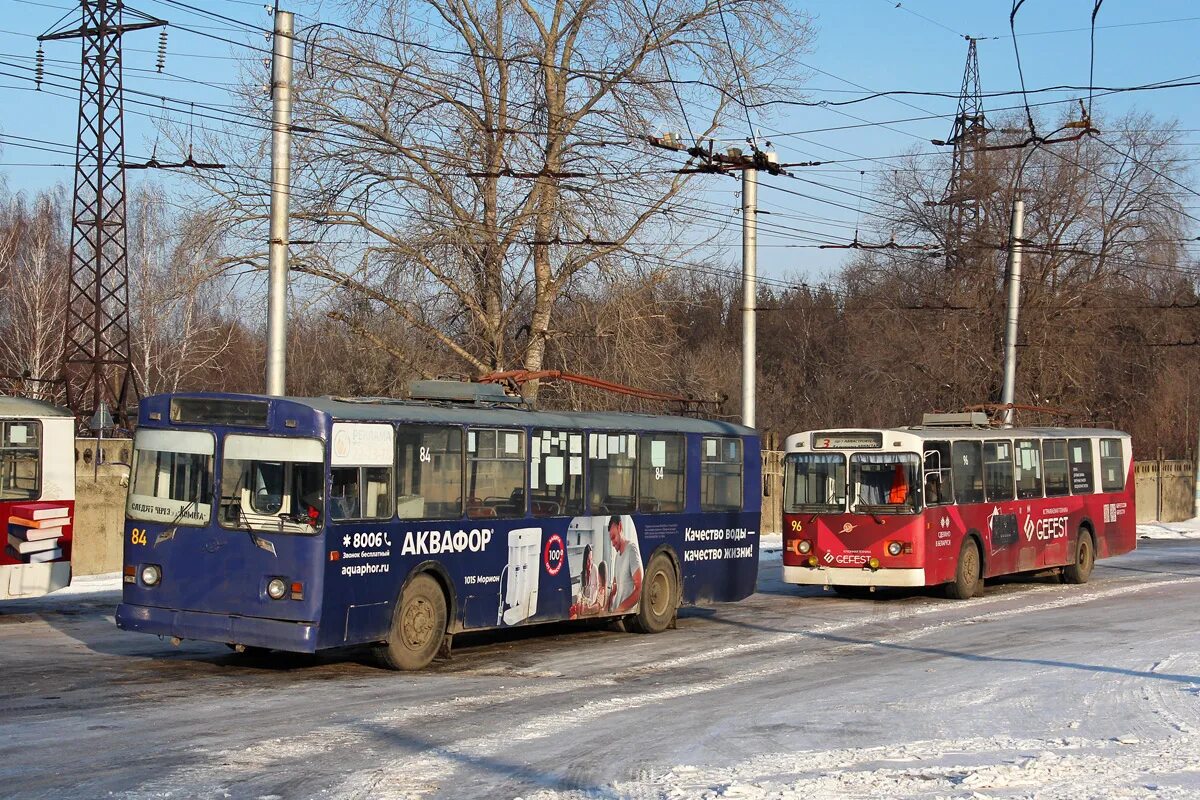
[
  {"left": 39, "top": 2, "right": 164, "bottom": 427},
  {"left": 938, "top": 37, "right": 989, "bottom": 271}
]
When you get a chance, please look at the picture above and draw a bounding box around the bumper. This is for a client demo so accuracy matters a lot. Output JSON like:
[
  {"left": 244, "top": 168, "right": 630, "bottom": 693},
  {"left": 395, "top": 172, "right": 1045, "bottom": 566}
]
[
  {"left": 116, "top": 603, "right": 319, "bottom": 653},
  {"left": 783, "top": 565, "right": 927, "bottom": 588}
]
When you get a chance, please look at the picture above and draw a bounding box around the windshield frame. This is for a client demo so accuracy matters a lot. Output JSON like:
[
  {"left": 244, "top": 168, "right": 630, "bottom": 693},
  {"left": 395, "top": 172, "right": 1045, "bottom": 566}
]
[{"left": 784, "top": 452, "right": 848, "bottom": 514}]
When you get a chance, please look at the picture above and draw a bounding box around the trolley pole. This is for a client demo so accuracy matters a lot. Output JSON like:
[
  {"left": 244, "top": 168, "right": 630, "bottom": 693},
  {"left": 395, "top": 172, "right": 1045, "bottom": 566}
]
[
  {"left": 265, "top": 10, "right": 294, "bottom": 397},
  {"left": 1000, "top": 197, "right": 1024, "bottom": 427},
  {"left": 741, "top": 165, "right": 758, "bottom": 428}
]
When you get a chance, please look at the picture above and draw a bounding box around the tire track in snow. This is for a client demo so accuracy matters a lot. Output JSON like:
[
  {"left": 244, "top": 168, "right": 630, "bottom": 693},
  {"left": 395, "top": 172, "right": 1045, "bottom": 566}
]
[{"left": 334, "top": 575, "right": 1200, "bottom": 799}]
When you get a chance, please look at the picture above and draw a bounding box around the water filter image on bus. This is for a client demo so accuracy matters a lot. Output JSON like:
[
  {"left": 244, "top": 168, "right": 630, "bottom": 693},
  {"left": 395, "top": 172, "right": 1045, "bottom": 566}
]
[{"left": 499, "top": 527, "right": 541, "bottom": 625}]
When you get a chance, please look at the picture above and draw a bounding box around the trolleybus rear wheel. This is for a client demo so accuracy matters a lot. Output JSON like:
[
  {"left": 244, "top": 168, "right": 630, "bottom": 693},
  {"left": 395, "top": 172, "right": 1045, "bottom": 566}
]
[
  {"left": 1062, "top": 530, "right": 1095, "bottom": 585},
  {"left": 946, "top": 538, "right": 981, "bottom": 600},
  {"left": 629, "top": 552, "right": 678, "bottom": 634},
  {"left": 378, "top": 573, "right": 447, "bottom": 670}
]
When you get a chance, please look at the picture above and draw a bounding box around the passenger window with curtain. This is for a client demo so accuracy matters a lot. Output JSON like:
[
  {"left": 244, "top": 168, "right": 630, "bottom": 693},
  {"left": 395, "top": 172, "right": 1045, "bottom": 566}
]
[
  {"left": 1100, "top": 438, "right": 1126, "bottom": 492},
  {"left": 396, "top": 426, "right": 463, "bottom": 520},
  {"left": 983, "top": 440, "right": 1014, "bottom": 501},
  {"left": 951, "top": 441, "right": 984, "bottom": 504},
  {"left": 638, "top": 434, "right": 685, "bottom": 513},
  {"left": 923, "top": 441, "right": 952, "bottom": 506},
  {"left": 0, "top": 420, "right": 40, "bottom": 500},
  {"left": 588, "top": 432, "right": 637, "bottom": 514},
  {"left": 467, "top": 428, "right": 526, "bottom": 518},
  {"left": 1043, "top": 439, "right": 1070, "bottom": 497},
  {"left": 701, "top": 437, "right": 743, "bottom": 512},
  {"left": 1015, "top": 439, "right": 1044, "bottom": 499},
  {"left": 1068, "top": 438, "right": 1094, "bottom": 494},
  {"left": 529, "top": 429, "right": 584, "bottom": 517}
]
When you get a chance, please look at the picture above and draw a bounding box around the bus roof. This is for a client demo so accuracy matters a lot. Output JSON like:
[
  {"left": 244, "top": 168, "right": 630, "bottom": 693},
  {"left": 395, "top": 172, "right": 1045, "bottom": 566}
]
[
  {"left": 156, "top": 392, "right": 756, "bottom": 437},
  {"left": 785, "top": 425, "right": 1129, "bottom": 452},
  {"left": 0, "top": 396, "right": 74, "bottom": 419}
]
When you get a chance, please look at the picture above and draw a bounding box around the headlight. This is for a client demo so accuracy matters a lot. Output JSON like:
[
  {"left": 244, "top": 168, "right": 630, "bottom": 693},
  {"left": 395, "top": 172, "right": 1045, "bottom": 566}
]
[
  {"left": 267, "top": 578, "right": 288, "bottom": 600},
  {"left": 798, "top": 539, "right": 812, "bottom": 554},
  {"left": 140, "top": 564, "right": 162, "bottom": 587},
  {"left": 887, "top": 541, "right": 903, "bottom": 556}
]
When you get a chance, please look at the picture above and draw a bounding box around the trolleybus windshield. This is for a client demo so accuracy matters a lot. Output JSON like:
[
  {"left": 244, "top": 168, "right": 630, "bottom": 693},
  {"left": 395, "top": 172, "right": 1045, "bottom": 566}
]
[
  {"left": 850, "top": 452, "right": 919, "bottom": 513},
  {"left": 127, "top": 429, "right": 215, "bottom": 525},
  {"left": 784, "top": 453, "right": 847, "bottom": 513},
  {"left": 219, "top": 435, "right": 324, "bottom": 533}
]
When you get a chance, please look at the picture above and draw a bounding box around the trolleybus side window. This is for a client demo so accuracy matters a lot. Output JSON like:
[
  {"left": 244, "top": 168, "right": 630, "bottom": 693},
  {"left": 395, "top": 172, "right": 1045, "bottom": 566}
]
[
  {"left": 850, "top": 452, "right": 918, "bottom": 512},
  {"left": 330, "top": 467, "right": 393, "bottom": 520},
  {"left": 1099, "top": 438, "right": 1126, "bottom": 492},
  {"left": 1068, "top": 438, "right": 1094, "bottom": 494},
  {"left": 1043, "top": 439, "right": 1070, "bottom": 497},
  {"left": 0, "top": 420, "right": 40, "bottom": 500},
  {"left": 467, "top": 428, "right": 526, "bottom": 518},
  {"left": 128, "top": 429, "right": 214, "bottom": 525},
  {"left": 923, "top": 441, "right": 952, "bottom": 506},
  {"left": 785, "top": 452, "right": 846, "bottom": 512},
  {"left": 983, "top": 440, "right": 1015, "bottom": 502},
  {"left": 951, "top": 441, "right": 984, "bottom": 504},
  {"left": 529, "top": 429, "right": 584, "bottom": 517},
  {"left": 589, "top": 432, "right": 637, "bottom": 514},
  {"left": 638, "top": 434, "right": 685, "bottom": 513},
  {"left": 1015, "top": 439, "right": 1044, "bottom": 500},
  {"left": 701, "top": 437, "right": 743, "bottom": 512},
  {"left": 396, "top": 426, "right": 463, "bottom": 520},
  {"left": 220, "top": 435, "right": 324, "bottom": 533}
]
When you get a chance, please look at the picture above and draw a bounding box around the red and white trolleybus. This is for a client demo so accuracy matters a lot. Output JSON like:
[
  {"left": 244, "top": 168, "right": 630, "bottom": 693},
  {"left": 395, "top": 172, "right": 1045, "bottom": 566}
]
[{"left": 781, "top": 413, "right": 1135, "bottom": 598}]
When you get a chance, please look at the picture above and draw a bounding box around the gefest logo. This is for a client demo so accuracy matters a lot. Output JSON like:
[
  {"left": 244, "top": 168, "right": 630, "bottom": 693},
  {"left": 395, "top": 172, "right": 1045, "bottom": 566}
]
[
  {"left": 544, "top": 533, "right": 565, "bottom": 575},
  {"left": 830, "top": 552, "right": 869, "bottom": 566},
  {"left": 1024, "top": 515, "right": 1069, "bottom": 543}
]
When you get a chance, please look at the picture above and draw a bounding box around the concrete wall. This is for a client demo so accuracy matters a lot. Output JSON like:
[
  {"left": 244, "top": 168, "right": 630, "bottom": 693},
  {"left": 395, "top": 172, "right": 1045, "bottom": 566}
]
[
  {"left": 72, "top": 438, "right": 132, "bottom": 577},
  {"left": 1134, "top": 461, "right": 1195, "bottom": 523}
]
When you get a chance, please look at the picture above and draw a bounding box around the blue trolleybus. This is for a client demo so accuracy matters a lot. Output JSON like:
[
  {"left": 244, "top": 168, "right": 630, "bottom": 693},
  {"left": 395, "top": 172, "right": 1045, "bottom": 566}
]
[{"left": 116, "top": 383, "right": 760, "bottom": 669}]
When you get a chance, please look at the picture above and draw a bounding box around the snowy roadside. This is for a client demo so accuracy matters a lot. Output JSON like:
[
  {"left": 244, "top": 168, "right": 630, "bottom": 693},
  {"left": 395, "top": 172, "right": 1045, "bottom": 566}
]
[
  {"left": 760, "top": 532, "right": 782, "bottom": 561},
  {"left": 1138, "top": 519, "right": 1200, "bottom": 540},
  {"left": 54, "top": 572, "right": 121, "bottom": 596}
]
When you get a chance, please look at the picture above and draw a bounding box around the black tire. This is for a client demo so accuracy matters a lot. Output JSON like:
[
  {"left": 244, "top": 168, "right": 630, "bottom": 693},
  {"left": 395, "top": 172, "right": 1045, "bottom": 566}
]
[
  {"left": 831, "top": 585, "right": 873, "bottom": 599},
  {"left": 946, "top": 538, "right": 981, "bottom": 600},
  {"left": 377, "top": 573, "right": 447, "bottom": 671},
  {"left": 629, "top": 552, "right": 678, "bottom": 634},
  {"left": 1062, "top": 530, "right": 1095, "bottom": 585}
]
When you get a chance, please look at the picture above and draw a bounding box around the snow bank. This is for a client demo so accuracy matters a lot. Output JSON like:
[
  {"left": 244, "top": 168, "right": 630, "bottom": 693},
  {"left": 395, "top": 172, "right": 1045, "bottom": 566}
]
[
  {"left": 1138, "top": 519, "right": 1200, "bottom": 540},
  {"left": 55, "top": 572, "right": 121, "bottom": 596}
]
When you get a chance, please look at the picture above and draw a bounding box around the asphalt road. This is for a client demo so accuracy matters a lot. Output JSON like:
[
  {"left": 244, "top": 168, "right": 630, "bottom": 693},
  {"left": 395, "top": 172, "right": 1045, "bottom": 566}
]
[{"left": 2, "top": 540, "right": 1198, "bottom": 799}]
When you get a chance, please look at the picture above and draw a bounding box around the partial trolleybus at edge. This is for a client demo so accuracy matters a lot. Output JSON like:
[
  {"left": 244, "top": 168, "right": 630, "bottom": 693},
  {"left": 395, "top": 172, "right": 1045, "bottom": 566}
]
[
  {"left": 781, "top": 413, "right": 1136, "bottom": 599},
  {"left": 0, "top": 397, "right": 76, "bottom": 601},
  {"left": 116, "top": 383, "right": 761, "bottom": 669}
]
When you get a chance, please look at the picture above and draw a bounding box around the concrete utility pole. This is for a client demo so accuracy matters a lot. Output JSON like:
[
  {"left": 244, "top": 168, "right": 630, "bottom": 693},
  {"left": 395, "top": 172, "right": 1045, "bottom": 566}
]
[
  {"left": 265, "top": 9, "right": 294, "bottom": 397},
  {"left": 741, "top": 165, "right": 758, "bottom": 429},
  {"left": 1000, "top": 197, "right": 1025, "bottom": 427}
]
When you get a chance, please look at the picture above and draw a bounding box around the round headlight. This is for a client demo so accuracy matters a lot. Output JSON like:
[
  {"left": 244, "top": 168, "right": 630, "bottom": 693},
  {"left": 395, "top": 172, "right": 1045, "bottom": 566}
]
[
  {"left": 798, "top": 540, "right": 812, "bottom": 554},
  {"left": 887, "top": 541, "right": 903, "bottom": 556},
  {"left": 267, "top": 578, "right": 288, "bottom": 600},
  {"left": 140, "top": 564, "right": 161, "bottom": 587}
]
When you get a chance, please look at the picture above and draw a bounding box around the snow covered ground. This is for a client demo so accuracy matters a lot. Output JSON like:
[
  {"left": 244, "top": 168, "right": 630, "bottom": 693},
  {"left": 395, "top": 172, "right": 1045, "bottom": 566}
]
[
  {"left": 1, "top": 541, "right": 1198, "bottom": 799},
  {"left": 1138, "top": 518, "right": 1200, "bottom": 540}
]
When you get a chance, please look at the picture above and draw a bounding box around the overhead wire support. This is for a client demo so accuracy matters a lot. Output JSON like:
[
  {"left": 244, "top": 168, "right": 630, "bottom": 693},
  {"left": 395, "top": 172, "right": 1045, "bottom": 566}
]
[{"left": 38, "top": 0, "right": 167, "bottom": 429}]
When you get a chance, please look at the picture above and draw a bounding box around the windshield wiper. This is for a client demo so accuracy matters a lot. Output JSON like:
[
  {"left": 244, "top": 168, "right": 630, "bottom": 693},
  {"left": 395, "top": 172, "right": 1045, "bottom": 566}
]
[
  {"left": 224, "top": 467, "right": 278, "bottom": 557},
  {"left": 153, "top": 497, "right": 200, "bottom": 548},
  {"left": 854, "top": 489, "right": 886, "bottom": 525}
]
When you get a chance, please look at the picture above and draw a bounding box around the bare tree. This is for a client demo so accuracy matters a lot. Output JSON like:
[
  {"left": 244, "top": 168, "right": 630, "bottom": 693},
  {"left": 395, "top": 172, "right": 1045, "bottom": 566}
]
[
  {"left": 198, "top": 0, "right": 813, "bottom": 396},
  {"left": 0, "top": 187, "right": 69, "bottom": 401}
]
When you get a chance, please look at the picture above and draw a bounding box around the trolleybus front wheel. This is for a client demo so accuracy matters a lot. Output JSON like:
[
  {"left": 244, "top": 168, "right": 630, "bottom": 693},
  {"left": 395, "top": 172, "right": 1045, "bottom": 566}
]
[
  {"left": 1062, "top": 530, "right": 1095, "bottom": 585},
  {"left": 378, "top": 573, "right": 448, "bottom": 671},
  {"left": 629, "top": 552, "right": 679, "bottom": 634},
  {"left": 946, "top": 538, "right": 981, "bottom": 600}
]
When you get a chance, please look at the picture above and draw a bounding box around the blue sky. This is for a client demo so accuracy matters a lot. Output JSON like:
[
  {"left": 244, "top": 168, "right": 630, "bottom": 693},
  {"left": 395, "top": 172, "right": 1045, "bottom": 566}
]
[{"left": 3, "top": 0, "right": 1199, "bottom": 284}]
